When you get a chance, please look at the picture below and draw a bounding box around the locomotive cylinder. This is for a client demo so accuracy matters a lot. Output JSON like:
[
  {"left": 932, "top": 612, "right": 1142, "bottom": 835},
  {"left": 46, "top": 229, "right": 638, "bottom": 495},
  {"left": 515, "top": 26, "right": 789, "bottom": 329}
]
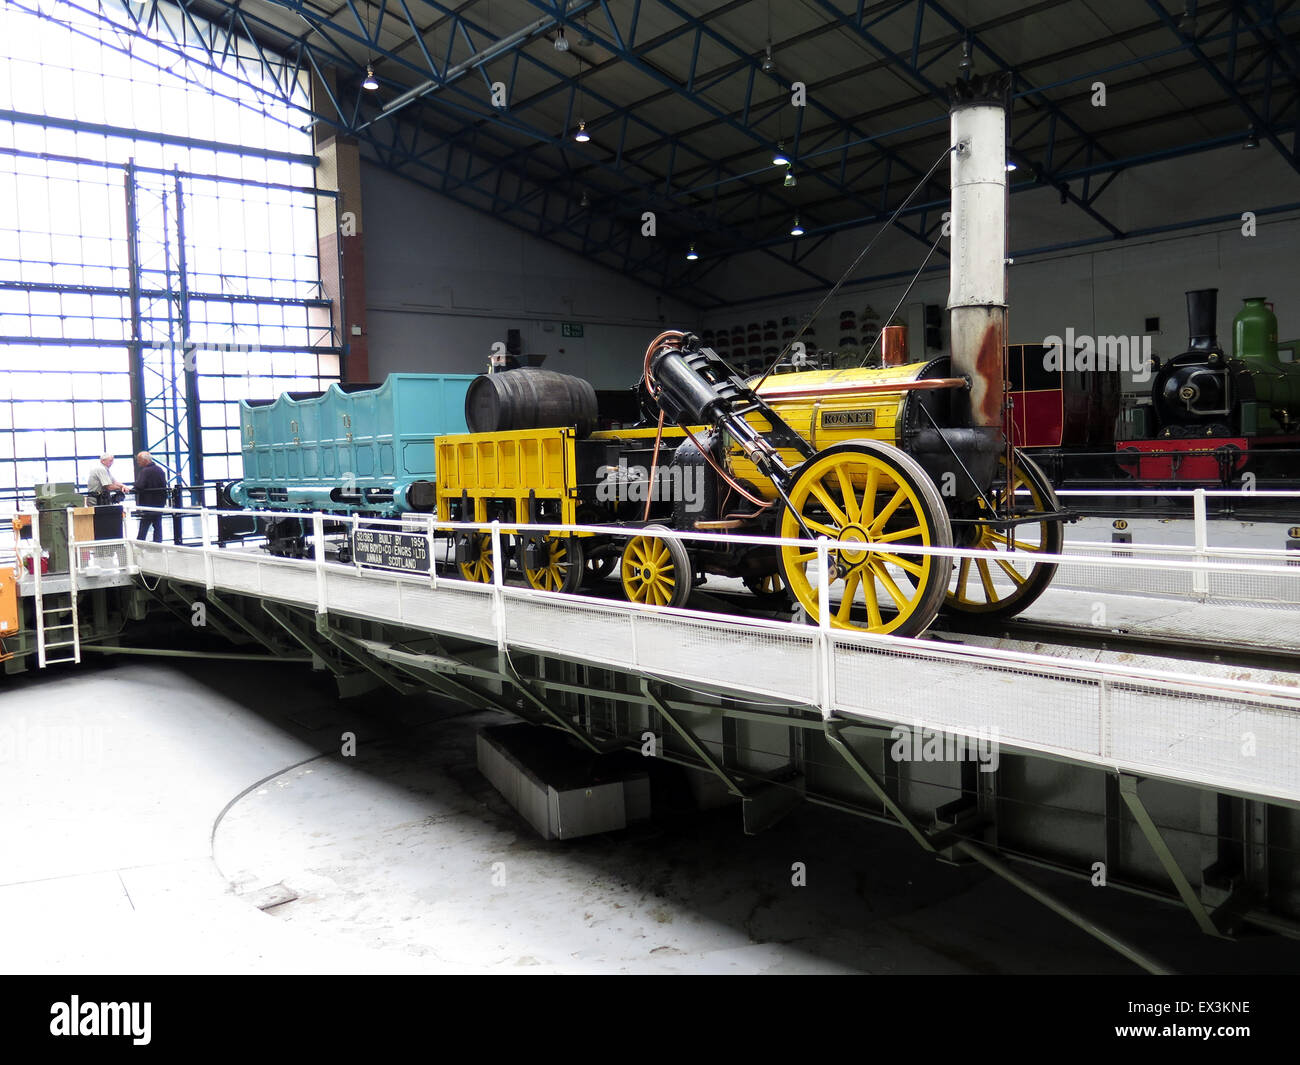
[{"left": 948, "top": 74, "right": 1011, "bottom": 439}]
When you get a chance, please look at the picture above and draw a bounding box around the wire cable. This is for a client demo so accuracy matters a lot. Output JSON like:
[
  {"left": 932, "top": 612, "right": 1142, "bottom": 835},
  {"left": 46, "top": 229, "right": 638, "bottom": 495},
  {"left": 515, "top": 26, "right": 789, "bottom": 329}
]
[
  {"left": 856, "top": 226, "right": 949, "bottom": 368},
  {"left": 752, "top": 141, "right": 960, "bottom": 390}
]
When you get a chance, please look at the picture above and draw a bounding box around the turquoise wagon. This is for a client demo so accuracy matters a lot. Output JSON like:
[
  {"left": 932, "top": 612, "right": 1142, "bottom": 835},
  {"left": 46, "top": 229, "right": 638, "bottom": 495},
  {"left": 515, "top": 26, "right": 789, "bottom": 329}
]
[{"left": 229, "top": 373, "right": 476, "bottom": 517}]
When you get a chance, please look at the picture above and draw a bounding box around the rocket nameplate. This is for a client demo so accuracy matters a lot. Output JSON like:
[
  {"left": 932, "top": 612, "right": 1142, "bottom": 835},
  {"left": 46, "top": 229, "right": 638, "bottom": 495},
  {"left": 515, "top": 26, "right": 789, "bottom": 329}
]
[{"left": 821, "top": 409, "right": 876, "bottom": 429}]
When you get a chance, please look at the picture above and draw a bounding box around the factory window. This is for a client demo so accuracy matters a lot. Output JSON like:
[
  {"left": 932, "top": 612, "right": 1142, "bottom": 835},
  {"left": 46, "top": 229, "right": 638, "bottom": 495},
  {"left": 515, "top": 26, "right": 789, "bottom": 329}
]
[{"left": 0, "top": 0, "right": 341, "bottom": 508}]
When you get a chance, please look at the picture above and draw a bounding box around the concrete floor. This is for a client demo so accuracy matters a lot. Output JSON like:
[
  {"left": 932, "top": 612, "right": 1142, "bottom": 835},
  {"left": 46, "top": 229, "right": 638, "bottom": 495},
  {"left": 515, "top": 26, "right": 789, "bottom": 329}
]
[{"left": 2, "top": 658, "right": 1298, "bottom": 975}]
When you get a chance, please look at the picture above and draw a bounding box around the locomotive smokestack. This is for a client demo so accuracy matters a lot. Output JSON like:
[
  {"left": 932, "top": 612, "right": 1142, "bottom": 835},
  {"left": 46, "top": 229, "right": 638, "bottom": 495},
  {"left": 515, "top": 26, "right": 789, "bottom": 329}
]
[{"left": 947, "top": 73, "right": 1012, "bottom": 438}]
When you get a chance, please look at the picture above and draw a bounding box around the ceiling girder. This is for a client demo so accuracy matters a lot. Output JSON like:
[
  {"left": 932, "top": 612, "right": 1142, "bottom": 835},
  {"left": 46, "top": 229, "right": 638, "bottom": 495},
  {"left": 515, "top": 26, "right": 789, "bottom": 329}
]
[{"left": 75, "top": 0, "right": 1300, "bottom": 307}]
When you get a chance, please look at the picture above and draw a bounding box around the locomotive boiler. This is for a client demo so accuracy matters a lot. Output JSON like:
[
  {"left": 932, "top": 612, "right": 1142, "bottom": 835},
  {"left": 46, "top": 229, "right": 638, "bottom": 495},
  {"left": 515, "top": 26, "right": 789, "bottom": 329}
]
[{"left": 436, "top": 73, "right": 1068, "bottom": 637}]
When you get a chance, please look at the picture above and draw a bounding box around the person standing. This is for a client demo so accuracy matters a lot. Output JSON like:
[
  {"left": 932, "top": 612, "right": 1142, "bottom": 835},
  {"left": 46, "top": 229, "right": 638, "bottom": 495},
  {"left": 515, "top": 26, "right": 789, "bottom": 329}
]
[
  {"left": 132, "top": 451, "right": 168, "bottom": 542},
  {"left": 85, "top": 454, "right": 126, "bottom": 505}
]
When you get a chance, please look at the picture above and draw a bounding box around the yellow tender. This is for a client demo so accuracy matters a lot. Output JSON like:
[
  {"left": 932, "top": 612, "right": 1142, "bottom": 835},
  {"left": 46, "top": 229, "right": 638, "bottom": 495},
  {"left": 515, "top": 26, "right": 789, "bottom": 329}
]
[{"left": 435, "top": 426, "right": 579, "bottom": 528}]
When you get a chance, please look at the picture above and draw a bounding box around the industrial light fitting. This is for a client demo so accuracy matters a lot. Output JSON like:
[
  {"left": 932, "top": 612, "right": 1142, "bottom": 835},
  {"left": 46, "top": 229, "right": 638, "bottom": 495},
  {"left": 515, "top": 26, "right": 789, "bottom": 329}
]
[
  {"left": 1178, "top": 6, "right": 1197, "bottom": 35},
  {"left": 958, "top": 40, "right": 971, "bottom": 73},
  {"left": 1244, "top": 127, "right": 1260, "bottom": 149},
  {"left": 761, "top": 41, "right": 776, "bottom": 75},
  {"left": 361, "top": 2, "right": 379, "bottom": 93},
  {"left": 579, "top": 16, "right": 594, "bottom": 46},
  {"left": 772, "top": 141, "right": 790, "bottom": 167},
  {"left": 783, "top": 166, "right": 796, "bottom": 188},
  {"left": 554, "top": 28, "right": 570, "bottom": 52},
  {"left": 686, "top": 243, "right": 699, "bottom": 261},
  {"left": 580, "top": 189, "right": 590, "bottom": 208},
  {"left": 1005, "top": 160, "right": 1017, "bottom": 172},
  {"left": 790, "top": 217, "right": 804, "bottom": 236},
  {"left": 574, "top": 119, "right": 590, "bottom": 143}
]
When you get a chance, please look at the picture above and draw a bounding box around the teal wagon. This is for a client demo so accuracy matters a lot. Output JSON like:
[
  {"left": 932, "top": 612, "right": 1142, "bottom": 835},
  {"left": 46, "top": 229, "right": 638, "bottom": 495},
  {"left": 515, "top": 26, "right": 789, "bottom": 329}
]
[{"left": 229, "top": 373, "right": 476, "bottom": 518}]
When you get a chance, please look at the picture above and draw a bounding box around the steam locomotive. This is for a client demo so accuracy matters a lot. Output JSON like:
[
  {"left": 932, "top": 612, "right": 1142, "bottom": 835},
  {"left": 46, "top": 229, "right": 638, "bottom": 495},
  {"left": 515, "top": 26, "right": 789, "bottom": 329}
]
[
  {"left": 427, "top": 77, "right": 1073, "bottom": 634},
  {"left": 1115, "top": 288, "right": 1300, "bottom": 482},
  {"left": 228, "top": 74, "right": 1066, "bottom": 638}
]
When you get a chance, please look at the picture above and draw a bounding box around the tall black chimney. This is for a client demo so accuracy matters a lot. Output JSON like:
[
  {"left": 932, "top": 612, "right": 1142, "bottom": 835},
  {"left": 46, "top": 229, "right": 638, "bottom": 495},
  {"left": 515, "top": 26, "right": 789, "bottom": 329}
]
[{"left": 1185, "top": 288, "right": 1220, "bottom": 353}]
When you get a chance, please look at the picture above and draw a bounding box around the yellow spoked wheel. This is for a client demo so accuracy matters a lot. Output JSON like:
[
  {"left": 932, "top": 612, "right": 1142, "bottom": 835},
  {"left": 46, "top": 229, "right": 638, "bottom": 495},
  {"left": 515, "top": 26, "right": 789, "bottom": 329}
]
[
  {"left": 947, "top": 452, "right": 1063, "bottom": 617},
  {"left": 457, "top": 532, "right": 494, "bottom": 583},
  {"left": 779, "top": 440, "right": 953, "bottom": 636},
  {"left": 621, "top": 525, "right": 692, "bottom": 608},
  {"left": 523, "top": 535, "right": 585, "bottom": 594},
  {"left": 743, "top": 570, "right": 790, "bottom": 601}
]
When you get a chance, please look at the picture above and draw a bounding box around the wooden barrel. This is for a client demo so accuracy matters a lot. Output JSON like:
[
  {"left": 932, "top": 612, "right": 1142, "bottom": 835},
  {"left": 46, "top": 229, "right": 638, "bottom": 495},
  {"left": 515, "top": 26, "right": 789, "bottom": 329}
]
[{"left": 465, "top": 368, "right": 599, "bottom": 437}]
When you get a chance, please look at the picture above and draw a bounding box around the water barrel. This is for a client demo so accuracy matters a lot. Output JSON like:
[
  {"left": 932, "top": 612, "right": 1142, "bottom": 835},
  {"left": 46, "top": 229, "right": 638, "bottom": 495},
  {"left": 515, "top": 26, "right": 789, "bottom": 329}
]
[{"left": 465, "top": 368, "right": 599, "bottom": 437}]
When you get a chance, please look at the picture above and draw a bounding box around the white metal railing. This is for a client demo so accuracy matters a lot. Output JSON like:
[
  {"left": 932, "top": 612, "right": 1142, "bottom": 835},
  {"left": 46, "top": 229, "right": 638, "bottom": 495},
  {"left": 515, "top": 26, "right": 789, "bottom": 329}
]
[
  {"left": 121, "top": 503, "right": 1300, "bottom": 581},
  {"left": 112, "top": 503, "right": 1300, "bottom": 694},
  {"left": 123, "top": 512, "right": 1300, "bottom": 706},
  {"left": 111, "top": 499, "right": 1300, "bottom": 710},
  {"left": 120, "top": 508, "right": 1300, "bottom": 805},
  {"left": 1057, "top": 487, "right": 1299, "bottom": 549}
]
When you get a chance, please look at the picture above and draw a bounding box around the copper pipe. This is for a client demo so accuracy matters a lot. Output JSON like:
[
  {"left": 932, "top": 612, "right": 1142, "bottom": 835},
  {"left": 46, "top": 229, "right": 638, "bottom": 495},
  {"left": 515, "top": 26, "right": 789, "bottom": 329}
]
[{"left": 759, "top": 376, "right": 968, "bottom": 401}]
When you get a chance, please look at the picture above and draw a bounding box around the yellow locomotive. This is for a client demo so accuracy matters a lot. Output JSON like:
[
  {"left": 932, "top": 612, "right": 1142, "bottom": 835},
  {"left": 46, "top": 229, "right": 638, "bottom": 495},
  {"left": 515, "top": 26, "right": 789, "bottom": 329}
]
[
  {"left": 434, "top": 334, "right": 1063, "bottom": 637},
  {"left": 434, "top": 73, "right": 1064, "bottom": 637}
]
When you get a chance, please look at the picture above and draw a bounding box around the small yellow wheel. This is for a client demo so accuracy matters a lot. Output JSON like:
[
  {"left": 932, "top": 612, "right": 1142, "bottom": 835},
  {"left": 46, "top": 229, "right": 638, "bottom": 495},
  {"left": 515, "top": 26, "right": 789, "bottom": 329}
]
[
  {"left": 523, "top": 535, "right": 585, "bottom": 594},
  {"left": 458, "top": 532, "right": 494, "bottom": 583},
  {"left": 621, "top": 525, "right": 692, "bottom": 608},
  {"left": 779, "top": 440, "right": 952, "bottom": 636},
  {"left": 743, "top": 570, "right": 790, "bottom": 602},
  {"left": 947, "top": 453, "right": 1062, "bottom": 617}
]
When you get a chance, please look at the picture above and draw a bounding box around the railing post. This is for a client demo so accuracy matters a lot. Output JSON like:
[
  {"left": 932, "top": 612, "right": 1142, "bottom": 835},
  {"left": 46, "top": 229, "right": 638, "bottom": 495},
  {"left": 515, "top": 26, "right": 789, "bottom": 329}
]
[
  {"left": 1098, "top": 675, "right": 1111, "bottom": 759},
  {"left": 817, "top": 536, "right": 833, "bottom": 719},
  {"left": 200, "top": 507, "right": 214, "bottom": 591},
  {"left": 351, "top": 513, "right": 362, "bottom": 574},
  {"left": 816, "top": 536, "right": 831, "bottom": 632},
  {"left": 66, "top": 504, "right": 80, "bottom": 665},
  {"left": 1192, "top": 488, "right": 1209, "bottom": 599},
  {"left": 65, "top": 505, "right": 76, "bottom": 571},
  {"left": 490, "top": 519, "right": 505, "bottom": 651},
  {"left": 30, "top": 507, "right": 44, "bottom": 668},
  {"left": 426, "top": 513, "right": 437, "bottom": 589},
  {"left": 313, "top": 512, "right": 326, "bottom": 615},
  {"left": 120, "top": 498, "right": 132, "bottom": 563}
]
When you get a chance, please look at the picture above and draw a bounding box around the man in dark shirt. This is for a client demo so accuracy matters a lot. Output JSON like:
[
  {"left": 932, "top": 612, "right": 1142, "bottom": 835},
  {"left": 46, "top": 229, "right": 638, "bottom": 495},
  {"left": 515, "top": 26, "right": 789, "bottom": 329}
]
[{"left": 133, "top": 451, "right": 168, "bottom": 542}]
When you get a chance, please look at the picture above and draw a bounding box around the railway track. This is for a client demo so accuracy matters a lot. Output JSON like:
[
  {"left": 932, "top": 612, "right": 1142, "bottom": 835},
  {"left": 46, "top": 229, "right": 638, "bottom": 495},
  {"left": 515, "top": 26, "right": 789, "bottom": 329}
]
[
  {"left": 382, "top": 551, "right": 1300, "bottom": 678},
  {"left": 682, "top": 580, "right": 1300, "bottom": 676},
  {"left": 930, "top": 615, "right": 1300, "bottom": 675}
]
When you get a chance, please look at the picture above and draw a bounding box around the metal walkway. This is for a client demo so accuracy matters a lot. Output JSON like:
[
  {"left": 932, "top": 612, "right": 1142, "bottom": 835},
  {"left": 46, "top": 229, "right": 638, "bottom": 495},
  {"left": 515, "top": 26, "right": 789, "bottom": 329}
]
[
  {"left": 31, "top": 508, "right": 1300, "bottom": 957},
  {"left": 74, "top": 513, "right": 1300, "bottom": 810}
]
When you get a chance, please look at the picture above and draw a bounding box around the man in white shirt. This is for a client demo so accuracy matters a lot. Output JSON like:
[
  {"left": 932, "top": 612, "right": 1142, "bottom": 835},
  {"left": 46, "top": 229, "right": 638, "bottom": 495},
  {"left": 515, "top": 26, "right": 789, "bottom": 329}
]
[{"left": 86, "top": 454, "right": 126, "bottom": 504}]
